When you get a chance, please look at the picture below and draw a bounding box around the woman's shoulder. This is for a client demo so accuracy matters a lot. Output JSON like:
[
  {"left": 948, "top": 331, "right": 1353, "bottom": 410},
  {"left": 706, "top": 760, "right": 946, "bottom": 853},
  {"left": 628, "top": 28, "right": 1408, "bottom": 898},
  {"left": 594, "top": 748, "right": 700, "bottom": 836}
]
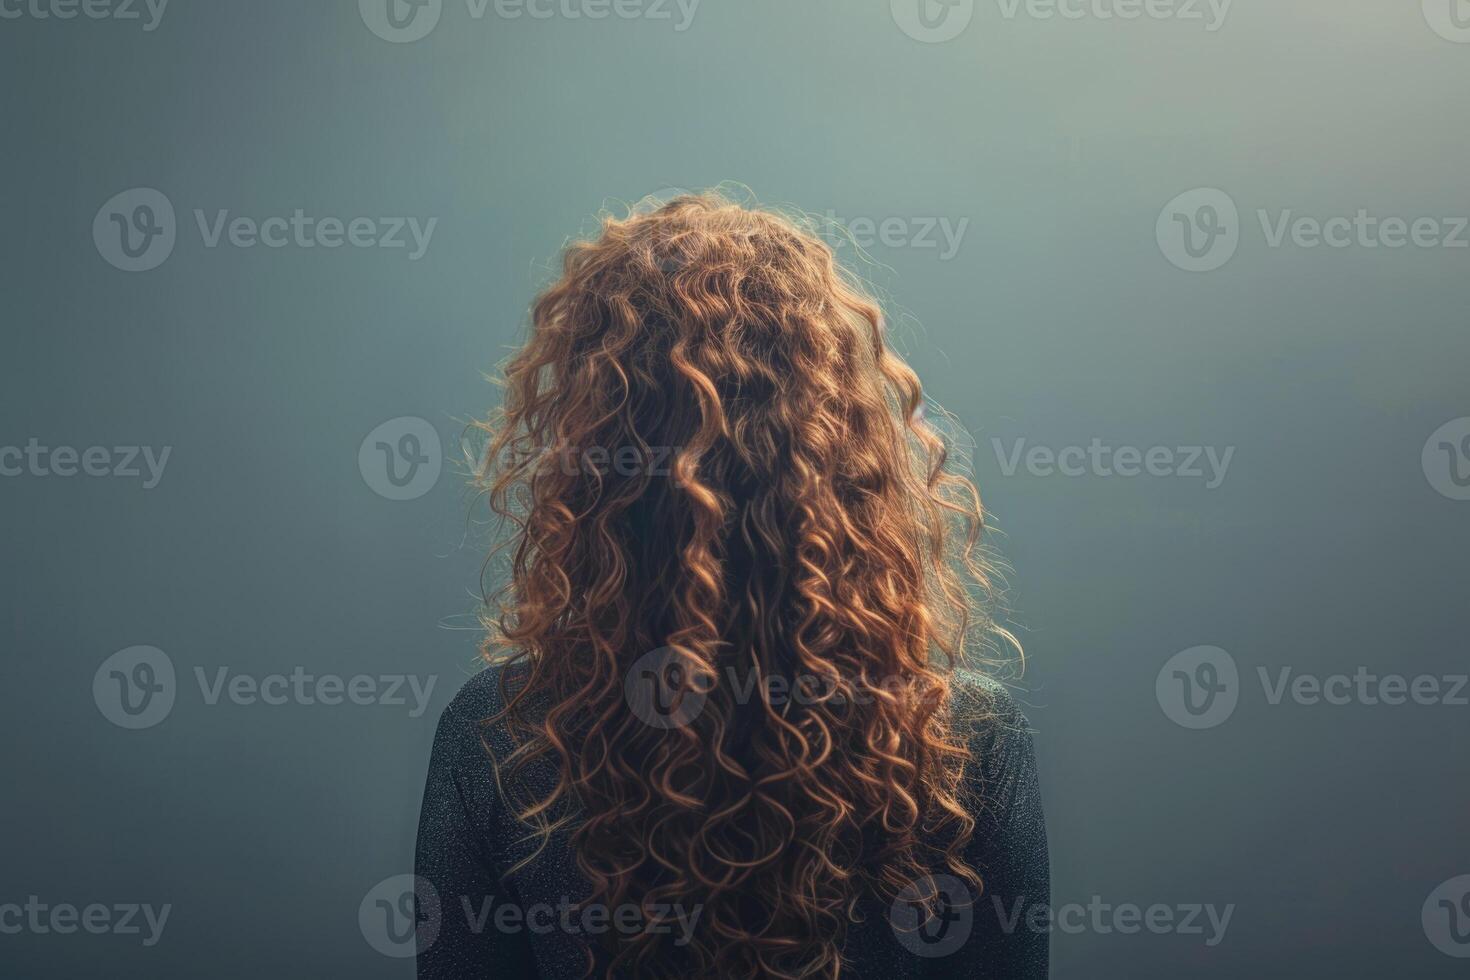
[
  {"left": 443, "top": 658, "right": 522, "bottom": 715},
  {"left": 949, "top": 666, "right": 1033, "bottom": 739},
  {"left": 948, "top": 667, "right": 1042, "bottom": 823},
  {"left": 432, "top": 659, "right": 535, "bottom": 765}
]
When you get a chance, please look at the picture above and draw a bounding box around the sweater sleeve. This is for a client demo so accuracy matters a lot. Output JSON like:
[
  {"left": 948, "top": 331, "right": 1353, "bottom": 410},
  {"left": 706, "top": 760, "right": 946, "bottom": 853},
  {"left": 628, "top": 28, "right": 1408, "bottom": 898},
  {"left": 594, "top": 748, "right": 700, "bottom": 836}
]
[{"left": 414, "top": 702, "right": 538, "bottom": 979}]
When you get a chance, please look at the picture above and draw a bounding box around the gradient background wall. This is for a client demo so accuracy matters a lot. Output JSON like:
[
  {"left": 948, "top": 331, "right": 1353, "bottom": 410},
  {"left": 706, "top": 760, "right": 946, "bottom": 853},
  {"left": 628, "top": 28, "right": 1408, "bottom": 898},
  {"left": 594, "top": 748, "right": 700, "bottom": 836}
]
[{"left": 3, "top": 1, "right": 1468, "bottom": 976}]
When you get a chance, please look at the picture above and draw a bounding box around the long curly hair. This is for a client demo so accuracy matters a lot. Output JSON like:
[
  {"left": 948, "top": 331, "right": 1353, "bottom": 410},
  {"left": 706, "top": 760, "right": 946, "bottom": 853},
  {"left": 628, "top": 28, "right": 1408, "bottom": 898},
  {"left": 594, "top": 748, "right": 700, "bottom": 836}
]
[{"left": 475, "top": 191, "right": 1011, "bottom": 978}]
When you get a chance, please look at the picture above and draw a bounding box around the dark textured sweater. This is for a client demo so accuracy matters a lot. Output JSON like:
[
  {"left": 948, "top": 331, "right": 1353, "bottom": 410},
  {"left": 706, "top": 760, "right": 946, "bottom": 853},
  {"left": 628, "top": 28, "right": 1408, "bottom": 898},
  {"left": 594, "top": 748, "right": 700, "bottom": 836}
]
[{"left": 415, "top": 663, "right": 1049, "bottom": 978}]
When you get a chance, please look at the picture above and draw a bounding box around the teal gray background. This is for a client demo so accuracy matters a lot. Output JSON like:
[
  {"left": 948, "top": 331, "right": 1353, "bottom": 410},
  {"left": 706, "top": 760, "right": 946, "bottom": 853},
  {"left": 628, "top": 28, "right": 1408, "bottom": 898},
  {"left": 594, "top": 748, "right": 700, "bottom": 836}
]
[{"left": 3, "top": 0, "right": 1468, "bottom": 976}]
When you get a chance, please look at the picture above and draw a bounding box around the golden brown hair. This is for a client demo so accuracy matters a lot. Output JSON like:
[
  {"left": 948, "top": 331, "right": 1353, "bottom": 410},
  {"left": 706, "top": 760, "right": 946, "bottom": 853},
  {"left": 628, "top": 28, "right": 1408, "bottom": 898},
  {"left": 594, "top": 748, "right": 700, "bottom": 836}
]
[{"left": 475, "top": 191, "right": 1011, "bottom": 978}]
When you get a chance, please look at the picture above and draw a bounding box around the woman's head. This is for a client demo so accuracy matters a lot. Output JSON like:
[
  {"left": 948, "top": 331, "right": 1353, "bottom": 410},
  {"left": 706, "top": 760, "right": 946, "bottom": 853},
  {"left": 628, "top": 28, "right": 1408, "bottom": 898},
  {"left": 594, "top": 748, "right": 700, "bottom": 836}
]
[{"left": 477, "top": 192, "right": 1008, "bottom": 978}]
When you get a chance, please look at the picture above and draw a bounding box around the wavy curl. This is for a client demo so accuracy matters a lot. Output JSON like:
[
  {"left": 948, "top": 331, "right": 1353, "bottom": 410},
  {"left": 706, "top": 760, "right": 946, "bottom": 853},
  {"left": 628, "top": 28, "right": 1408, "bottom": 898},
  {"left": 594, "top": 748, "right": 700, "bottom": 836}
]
[{"left": 475, "top": 192, "right": 1013, "bottom": 978}]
